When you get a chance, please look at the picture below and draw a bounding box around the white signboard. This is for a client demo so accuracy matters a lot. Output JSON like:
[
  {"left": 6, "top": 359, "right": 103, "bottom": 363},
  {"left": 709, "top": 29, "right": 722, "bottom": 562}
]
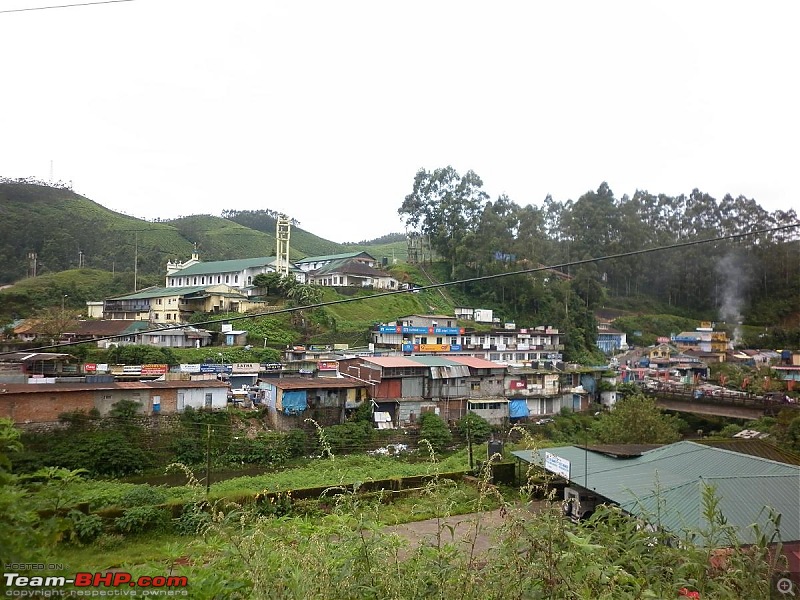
[{"left": 544, "top": 452, "right": 571, "bottom": 479}]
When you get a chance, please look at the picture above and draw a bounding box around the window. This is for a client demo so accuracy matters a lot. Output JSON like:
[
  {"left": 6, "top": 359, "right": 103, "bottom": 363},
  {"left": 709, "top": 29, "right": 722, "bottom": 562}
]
[
  {"left": 471, "top": 382, "right": 480, "bottom": 391},
  {"left": 436, "top": 337, "right": 443, "bottom": 344},
  {"left": 217, "top": 276, "right": 221, "bottom": 283},
  {"left": 489, "top": 353, "right": 500, "bottom": 361},
  {"left": 248, "top": 276, "right": 252, "bottom": 285},
  {"left": 225, "top": 275, "right": 230, "bottom": 283},
  {"left": 201, "top": 277, "right": 205, "bottom": 284},
  {"left": 193, "top": 277, "right": 198, "bottom": 284},
  {"left": 234, "top": 275, "right": 239, "bottom": 283},
  {"left": 166, "top": 314, "right": 171, "bottom": 320},
  {"left": 205, "top": 393, "right": 213, "bottom": 408},
  {"left": 170, "top": 278, "right": 175, "bottom": 286}
]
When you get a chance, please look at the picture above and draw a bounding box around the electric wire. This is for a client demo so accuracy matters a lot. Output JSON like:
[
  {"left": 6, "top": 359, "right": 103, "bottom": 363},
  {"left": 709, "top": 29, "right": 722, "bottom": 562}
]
[
  {"left": 4, "top": 221, "right": 798, "bottom": 357},
  {"left": 0, "top": 0, "right": 134, "bottom": 14}
]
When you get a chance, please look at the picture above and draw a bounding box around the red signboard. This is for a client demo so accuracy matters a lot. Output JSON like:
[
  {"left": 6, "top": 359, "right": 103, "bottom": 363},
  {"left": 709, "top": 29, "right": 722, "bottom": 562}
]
[
  {"left": 141, "top": 364, "right": 168, "bottom": 375},
  {"left": 84, "top": 364, "right": 97, "bottom": 373},
  {"left": 317, "top": 361, "right": 338, "bottom": 371},
  {"left": 509, "top": 380, "right": 526, "bottom": 390}
]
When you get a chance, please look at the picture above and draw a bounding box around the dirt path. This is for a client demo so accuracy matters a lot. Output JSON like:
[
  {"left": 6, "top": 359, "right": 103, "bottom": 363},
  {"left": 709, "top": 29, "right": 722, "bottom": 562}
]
[{"left": 382, "top": 502, "right": 545, "bottom": 556}]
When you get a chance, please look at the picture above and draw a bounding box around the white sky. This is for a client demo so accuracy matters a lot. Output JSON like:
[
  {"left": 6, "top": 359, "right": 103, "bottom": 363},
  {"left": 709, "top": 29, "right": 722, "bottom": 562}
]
[{"left": 1, "top": 0, "right": 798, "bottom": 244}]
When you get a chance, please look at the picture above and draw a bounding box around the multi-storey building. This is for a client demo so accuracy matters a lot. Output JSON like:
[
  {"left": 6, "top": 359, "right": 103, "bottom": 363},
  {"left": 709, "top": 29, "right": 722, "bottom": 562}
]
[
  {"left": 103, "top": 285, "right": 263, "bottom": 322},
  {"left": 371, "top": 314, "right": 564, "bottom": 365}
]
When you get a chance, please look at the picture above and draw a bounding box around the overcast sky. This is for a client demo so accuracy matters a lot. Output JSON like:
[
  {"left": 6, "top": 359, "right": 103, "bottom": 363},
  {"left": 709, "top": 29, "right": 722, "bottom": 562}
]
[{"left": 1, "top": 1, "right": 797, "bottom": 244}]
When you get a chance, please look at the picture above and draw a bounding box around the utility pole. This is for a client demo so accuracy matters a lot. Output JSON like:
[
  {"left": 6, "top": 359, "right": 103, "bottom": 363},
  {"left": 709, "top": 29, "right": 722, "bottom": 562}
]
[
  {"left": 133, "top": 232, "right": 138, "bottom": 291},
  {"left": 467, "top": 415, "right": 474, "bottom": 471},
  {"left": 205, "top": 424, "right": 212, "bottom": 496}
]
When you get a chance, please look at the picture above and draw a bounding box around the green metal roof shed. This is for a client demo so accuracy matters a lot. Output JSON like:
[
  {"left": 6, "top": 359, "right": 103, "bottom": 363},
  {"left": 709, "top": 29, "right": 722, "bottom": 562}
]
[{"left": 513, "top": 441, "right": 800, "bottom": 544}]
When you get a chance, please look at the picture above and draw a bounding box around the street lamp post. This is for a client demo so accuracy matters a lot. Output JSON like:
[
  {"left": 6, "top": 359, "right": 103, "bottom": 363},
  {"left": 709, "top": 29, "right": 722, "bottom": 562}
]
[{"left": 61, "top": 294, "right": 68, "bottom": 313}]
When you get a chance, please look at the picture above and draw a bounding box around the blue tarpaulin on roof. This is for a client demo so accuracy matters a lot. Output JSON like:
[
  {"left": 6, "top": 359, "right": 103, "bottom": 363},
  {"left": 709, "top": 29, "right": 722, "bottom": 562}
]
[
  {"left": 509, "top": 399, "right": 529, "bottom": 418},
  {"left": 282, "top": 390, "right": 307, "bottom": 415}
]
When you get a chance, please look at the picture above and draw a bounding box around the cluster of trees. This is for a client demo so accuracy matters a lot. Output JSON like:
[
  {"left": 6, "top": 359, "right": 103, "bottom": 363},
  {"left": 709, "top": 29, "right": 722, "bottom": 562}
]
[{"left": 399, "top": 167, "right": 799, "bottom": 328}]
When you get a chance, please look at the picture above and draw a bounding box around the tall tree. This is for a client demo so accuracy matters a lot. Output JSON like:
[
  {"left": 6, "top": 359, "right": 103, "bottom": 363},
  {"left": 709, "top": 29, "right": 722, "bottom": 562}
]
[{"left": 399, "top": 167, "right": 488, "bottom": 278}]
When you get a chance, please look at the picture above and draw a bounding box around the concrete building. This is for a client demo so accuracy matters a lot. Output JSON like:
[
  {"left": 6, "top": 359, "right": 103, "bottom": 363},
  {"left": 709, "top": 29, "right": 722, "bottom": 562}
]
[
  {"left": 0, "top": 380, "right": 230, "bottom": 424},
  {"left": 103, "top": 285, "right": 264, "bottom": 322},
  {"left": 165, "top": 253, "right": 306, "bottom": 294},
  {"left": 372, "top": 314, "right": 564, "bottom": 365},
  {"left": 261, "top": 377, "right": 368, "bottom": 430}
]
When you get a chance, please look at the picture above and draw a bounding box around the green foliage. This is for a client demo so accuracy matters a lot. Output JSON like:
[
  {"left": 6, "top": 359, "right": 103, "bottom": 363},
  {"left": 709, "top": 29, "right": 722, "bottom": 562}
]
[
  {"left": 67, "top": 510, "right": 104, "bottom": 545},
  {"left": 456, "top": 412, "right": 493, "bottom": 443},
  {"left": 114, "top": 506, "right": 171, "bottom": 535},
  {"left": 107, "top": 345, "right": 178, "bottom": 366},
  {"left": 592, "top": 393, "right": 683, "bottom": 444},
  {"left": 320, "top": 421, "right": 375, "bottom": 455},
  {"left": 0, "top": 181, "right": 190, "bottom": 285},
  {"left": 613, "top": 314, "right": 701, "bottom": 347},
  {"left": 418, "top": 412, "right": 453, "bottom": 454},
  {"left": 173, "top": 503, "right": 212, "bottom": 536},
  {"left": 222, "top": 209, "right": 345, "bottom": 257},
  {"left": 119, "top": 486, "right": 169, "bottom": 508}
]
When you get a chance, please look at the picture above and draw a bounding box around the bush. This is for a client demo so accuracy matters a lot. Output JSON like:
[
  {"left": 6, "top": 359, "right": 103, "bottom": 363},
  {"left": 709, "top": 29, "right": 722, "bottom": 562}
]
[
  {"left": 456, "top": 413, "right": 492, "bottom": 443},
  {"left": 67, "top": 510, "right": 104, "bottom": 545},
  {"left": 119, "top": 486, "right": 168, "bottom": 508},
  {"left": 418, "top": 413, "right": 452, "bottom": 454},
  {"left": 114, "top": 506, "right": 171, "bottom": 535},
  {"left": 173, "top": 504, "right": 212, "bottom": 536},
  {"left": 322, "top": 421, "right": 374, "bottom": 454}
]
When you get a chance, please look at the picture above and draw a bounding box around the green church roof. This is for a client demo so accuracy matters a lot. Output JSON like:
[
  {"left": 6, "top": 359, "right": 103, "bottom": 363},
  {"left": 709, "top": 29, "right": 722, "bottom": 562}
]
[{"left": 170, "top": 256, "right": 278, "bottom": 276}]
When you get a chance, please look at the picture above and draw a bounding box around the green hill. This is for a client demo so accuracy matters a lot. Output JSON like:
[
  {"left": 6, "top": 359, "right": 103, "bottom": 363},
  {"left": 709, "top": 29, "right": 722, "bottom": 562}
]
[
  {"left": 0, "top": 181, "right": 192, "bottom": 283},
  {"left": 221, "top": 209, "right": 345, "bottom": 258},
  {"left": 0, "top": 182, "right": 393, "bottom": 285}
]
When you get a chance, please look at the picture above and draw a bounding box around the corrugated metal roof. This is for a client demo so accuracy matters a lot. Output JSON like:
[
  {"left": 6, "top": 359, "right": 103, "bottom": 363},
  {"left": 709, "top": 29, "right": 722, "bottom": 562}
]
[
  {"left": 404, "top": 356, "right": 461, "bottom": 367},
  {"left": 0, "top": 381, "right": 228, "bottom": 393},
  {"left": 109, "top": 286, "right": 210, "bottom": 300},
  {"left": 170, "top": 256, "right": 278, "bottom": 276},
  {"left": 513, "top": 441, "right": 800, "bottom": 544},
  {"left": 441, "top": 356, "right": 505, "bottom": 369},
  {"left": 697, "top": 439, "right": 800, "bottom": 466},
  {"left": 267, "top": 377, "right": 366, "bottom": 390},
  {"left": 296, "top": 251, "right": 374, "bottom": 264},
  {"left": 362, "top": 357, "right": 427, "bottom": 368},
  {"left": 0, "top": 352, "right": 71, "bottom": 363}
]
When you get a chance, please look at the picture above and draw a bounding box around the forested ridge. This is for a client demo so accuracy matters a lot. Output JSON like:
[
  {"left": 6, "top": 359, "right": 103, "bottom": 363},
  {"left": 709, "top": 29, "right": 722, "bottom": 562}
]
[
  {"left": 2, "top": 173, "right": 798, "bottom": 336},
  {"left": 400, "top": 167, "right": 799, "bottom": 327}
]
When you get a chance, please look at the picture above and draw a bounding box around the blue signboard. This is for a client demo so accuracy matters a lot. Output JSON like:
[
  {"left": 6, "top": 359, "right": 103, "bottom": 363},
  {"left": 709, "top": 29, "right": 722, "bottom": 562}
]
[
  {"left": 433, "top": 327, "right": 460, "bottom": 335},
  {"left": 450, "top": 344, "right": 462, "bottom": 351},
  {"left": 200, "top": 364, "right": 232, "bottom": 374},
  {"left": 402, "top": 343, "right": 414, "bottom": 352},
  {"left": 380, "top": 325, "right": 462, "bottom": 335}
]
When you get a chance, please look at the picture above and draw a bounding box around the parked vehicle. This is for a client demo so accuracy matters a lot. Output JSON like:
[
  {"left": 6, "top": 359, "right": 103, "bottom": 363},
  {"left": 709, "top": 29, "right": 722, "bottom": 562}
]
[{"left": 563, "top": 487, "right": 600, "bottom": 522}]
